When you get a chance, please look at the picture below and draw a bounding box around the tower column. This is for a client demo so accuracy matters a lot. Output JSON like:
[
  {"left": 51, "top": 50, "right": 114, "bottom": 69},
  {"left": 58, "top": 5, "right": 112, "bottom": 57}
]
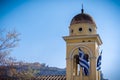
[{"left": 63, "top": 7, "right": 102, "bottom": 80}]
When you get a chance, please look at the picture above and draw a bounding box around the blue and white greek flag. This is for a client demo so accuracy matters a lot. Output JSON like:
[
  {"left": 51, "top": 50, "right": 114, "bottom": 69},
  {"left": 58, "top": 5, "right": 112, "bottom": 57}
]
[
  {"left": 79, "top": 48, "right": 89, "bottom": 76},
  {"left": 97, "top": 51, "right": 102, "bottom": 71}
]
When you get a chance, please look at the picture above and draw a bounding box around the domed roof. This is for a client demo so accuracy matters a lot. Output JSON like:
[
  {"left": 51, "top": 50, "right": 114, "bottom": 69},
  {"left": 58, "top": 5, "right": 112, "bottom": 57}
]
[{"left": 70, "top": 13, "right": 95, "bottom": 25}]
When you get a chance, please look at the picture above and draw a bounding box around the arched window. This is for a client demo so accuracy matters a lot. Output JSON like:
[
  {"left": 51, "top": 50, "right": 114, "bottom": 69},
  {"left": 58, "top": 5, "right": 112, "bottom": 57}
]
[{"left": 73, "top": 54, "right": 89, "bottom": 76}]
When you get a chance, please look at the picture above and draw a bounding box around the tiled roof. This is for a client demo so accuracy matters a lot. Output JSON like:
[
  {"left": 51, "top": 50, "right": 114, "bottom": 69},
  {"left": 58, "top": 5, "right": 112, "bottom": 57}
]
[
  {"left": 36, "top": 75, "right": 66, "bottom": 80},
  {"left": 37, "top": 69, "right": 66, "bottom": 76}
]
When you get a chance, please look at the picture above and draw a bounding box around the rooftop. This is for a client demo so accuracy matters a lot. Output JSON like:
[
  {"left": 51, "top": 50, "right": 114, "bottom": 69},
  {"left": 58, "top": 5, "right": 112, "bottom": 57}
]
[{"left": 70, "top": 6, "right": 95, "bottom": 25}]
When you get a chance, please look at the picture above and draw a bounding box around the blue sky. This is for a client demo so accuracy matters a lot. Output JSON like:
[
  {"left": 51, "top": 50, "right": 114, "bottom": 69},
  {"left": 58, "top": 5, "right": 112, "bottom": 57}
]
[{"left": 0, "top": 0, "right": 120, "bottom": 80}]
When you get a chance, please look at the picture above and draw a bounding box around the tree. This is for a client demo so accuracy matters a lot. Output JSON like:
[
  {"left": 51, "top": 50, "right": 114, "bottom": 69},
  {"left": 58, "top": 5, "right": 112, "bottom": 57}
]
[{"left": 0, "top": 29, "right": 20, "bottom": 65}]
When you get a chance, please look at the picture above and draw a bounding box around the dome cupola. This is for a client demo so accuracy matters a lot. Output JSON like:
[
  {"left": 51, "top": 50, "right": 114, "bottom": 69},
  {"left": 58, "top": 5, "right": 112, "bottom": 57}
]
[
  {"left": 69, "top": 6, "right": 97, "bottom": 36},
  {"left": 70, "top": 13, "right": 96, "bottom": 25}
]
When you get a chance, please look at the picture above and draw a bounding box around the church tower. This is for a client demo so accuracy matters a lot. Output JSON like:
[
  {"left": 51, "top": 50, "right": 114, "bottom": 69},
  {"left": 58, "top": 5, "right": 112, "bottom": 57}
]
[{"left": 63, "top": 7, "right": 102, "bottom": 80}]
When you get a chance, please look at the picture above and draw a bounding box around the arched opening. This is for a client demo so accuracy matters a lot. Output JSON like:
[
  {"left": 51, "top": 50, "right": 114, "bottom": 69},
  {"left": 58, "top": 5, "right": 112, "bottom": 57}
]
[
  {"left": 72, "top": 51, "right": 90, "bottom": 76},
  {"left": 73, "top": 55, "right": 79, "bottom": 76}
]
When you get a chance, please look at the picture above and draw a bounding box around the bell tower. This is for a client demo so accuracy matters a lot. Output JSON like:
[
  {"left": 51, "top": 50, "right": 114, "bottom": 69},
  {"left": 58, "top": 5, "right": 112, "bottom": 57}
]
[{"left": 63, "top": 7, "right": 102, "bottom": 80}]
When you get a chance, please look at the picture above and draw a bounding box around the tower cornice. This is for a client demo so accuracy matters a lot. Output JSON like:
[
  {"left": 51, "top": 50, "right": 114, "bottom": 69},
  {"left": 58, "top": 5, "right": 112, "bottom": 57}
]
[{"left": 63, "top": 34, "right": 102, "bottom": 45}]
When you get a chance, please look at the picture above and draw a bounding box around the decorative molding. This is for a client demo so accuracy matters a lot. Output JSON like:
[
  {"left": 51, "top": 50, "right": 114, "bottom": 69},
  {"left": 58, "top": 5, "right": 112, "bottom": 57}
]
[
  {"left": 69, "top": 45, "right": 93, "bottom": 59},
  {"left": 67, "top": 42, "right": 95, "bottom": 46}
]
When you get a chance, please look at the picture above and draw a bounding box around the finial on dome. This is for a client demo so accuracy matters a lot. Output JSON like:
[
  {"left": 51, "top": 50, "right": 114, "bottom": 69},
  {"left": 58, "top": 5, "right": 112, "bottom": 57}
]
[{"left": 81, "top": 4, "right": 84, "bottom": 14}]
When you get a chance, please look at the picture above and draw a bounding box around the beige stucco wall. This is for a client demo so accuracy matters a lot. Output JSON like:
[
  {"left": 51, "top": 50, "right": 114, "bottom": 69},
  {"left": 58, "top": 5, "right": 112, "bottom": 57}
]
[{"left": 63, "top": 22, "right": 102, "bottom": 80}]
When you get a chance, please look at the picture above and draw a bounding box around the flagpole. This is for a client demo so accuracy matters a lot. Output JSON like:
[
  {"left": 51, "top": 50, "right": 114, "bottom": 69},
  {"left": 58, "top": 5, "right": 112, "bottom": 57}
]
[
  {"left": 80, "top": 67, "right": 83, "bottom": 80},
  {"left": 98, "top": 70, "right": 100, "bottom": 80}
]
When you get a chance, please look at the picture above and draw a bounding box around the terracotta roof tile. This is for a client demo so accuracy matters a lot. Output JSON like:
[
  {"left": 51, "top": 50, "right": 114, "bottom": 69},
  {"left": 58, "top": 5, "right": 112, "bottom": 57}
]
[{"left": 36, "top": 75, "right": 66, "bottom": 80}]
